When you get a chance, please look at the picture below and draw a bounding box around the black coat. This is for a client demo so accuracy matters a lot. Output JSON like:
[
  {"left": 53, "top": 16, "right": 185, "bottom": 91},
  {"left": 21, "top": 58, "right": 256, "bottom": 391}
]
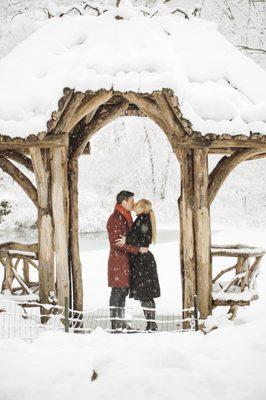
[{"left": 126, "top": 213, "right": 161, "bottom": 301}]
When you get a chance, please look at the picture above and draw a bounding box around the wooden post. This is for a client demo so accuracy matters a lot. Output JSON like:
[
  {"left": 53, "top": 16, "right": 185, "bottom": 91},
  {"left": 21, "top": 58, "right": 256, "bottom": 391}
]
[
  {"left": 51, "top": 145, "right": 70, "bottom": 307},
  {"left": 64, "top": 296, "right": 69, "bottom": 333},
  {"left": 30, "top": 148, "right": 55, "bottom": 305},
  {"left": 3, "top": 252, "right": 13, "bottom": 292},
  {"left": 193, "top": 149, "right": 212, "bottom": 319},
  {"left": 68, "top": 158, "right": 83, "bottom": 312},
  {"left": 177, "top": 148, "right": 212, "bottom": 321},
  {"left": 23, "top": 259, "right": 30, "bottom": 287},
  {"left": 193, "top": 295, "right": 199, "bottom": 331},
  {"left": 177, "top": 149, "right": 197, "bottom": 318}
]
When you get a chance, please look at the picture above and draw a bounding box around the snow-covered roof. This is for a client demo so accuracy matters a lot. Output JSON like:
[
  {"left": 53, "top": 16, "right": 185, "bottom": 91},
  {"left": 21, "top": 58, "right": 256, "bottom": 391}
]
[{"left": 0, "top": 9, "right": 266, "bottom": 138}]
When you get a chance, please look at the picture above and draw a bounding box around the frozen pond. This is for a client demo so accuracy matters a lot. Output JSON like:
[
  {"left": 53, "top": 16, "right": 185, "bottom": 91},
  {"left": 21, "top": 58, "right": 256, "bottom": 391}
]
[
  {"left": 79, "top": 229, "right": 179, "bottom": 251},
  {"left": 0, "top": 229, "right": 179, "bottom": 251}
]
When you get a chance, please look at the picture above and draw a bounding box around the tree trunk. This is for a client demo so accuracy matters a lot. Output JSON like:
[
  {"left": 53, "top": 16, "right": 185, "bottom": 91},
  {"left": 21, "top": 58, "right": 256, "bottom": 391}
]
[
  {"left": 51, "top": 146, "right": 69, "bottom": 307},
  {"left": 37, "top": 209, "right": 54, "bottom": 304},
  {"left": 68, "top": 158, "right": 83, "bottom": 312},
  {"left": 193, "top": 149, "right": 212, "bottom": 319},
  {"left": 30, "top": 148, "right": 55, "bottom": 305},
  {"left": 178, "top": 149, "right": 197, "bottom": 319},
  {"left": 177, "top": 148, "right": 212, "bottom": 320},
  {"left": 3, "top": 252, "right": 14, "bottom": 292}
]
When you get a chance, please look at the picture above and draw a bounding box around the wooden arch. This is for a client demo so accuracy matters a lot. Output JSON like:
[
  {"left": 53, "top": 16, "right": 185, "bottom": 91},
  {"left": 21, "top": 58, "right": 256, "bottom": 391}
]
[
  {"left": 0, "top": 87, "right": 266, "bottom": 320},
  {"left": 47, "top": 88, "right": 189, "bottom": 313}
]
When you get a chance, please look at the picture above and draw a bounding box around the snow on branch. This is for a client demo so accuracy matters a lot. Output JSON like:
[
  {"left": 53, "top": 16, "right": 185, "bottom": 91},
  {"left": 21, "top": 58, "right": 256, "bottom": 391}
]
[
  {"left": 171, "top": 8, "right": 189, "bottom": 19},
  {"left": 83, "top": 2, "right": 101, "bottom": 16},
  {"left": 238, "top": 45, "right": 266, "bottom": 54},
  {"left": 43, "top": 1, "right": 103, "bottom": 19}
]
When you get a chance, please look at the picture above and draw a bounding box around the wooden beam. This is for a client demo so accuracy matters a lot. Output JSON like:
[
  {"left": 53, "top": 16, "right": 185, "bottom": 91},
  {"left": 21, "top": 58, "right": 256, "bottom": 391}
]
[
  {"left": 0, "top": 242, "right": 38, "bottom": 253},
  {"left": 68, "top": 110, "right": 96, "bottom": 156},
  {"left": 209, "top": 149, "right": 266, "bottom": 158},
  {"left": 246, "top": 153, "right": 266, "bottom": 161},
  {"left": 0, "top": 155, "right": 38, "bottom": 207},
  {"left": 30, "top": 148, "right": 48, "bottom": 208},
  {"left": 124, "top": 92, "right": 170, "bottom": 135},
  {"left": 67, "top": 90, "right": 113, "bottom": 133},
  {"left": 171, "top": 136, "right": 266, "bottom": 150},
  {"left": 212, "top": 300, "right": 251, "bottom": 307},
  {"left": 81, "top": 142, "right": 91, "bottom": 155},
  {"left": 23, "top": 259, "right": 30, "bottom": 287},
  {"left": 153, "top": 91, "right": 184, "bottom": 137},
  {"left": 47, "top": 88, "right": 74, "bottom": 132},
  {"left": 68, "top": 158, "right": 83, "bottom": 312},
  {"left": 30, "top": 148, "right": 55, "bottom": 305},
  {"left": 2, "top": 252, "right": 13, "bottom": 292},
  {"left": 51, "top": 146, "right": 69, "bottom": 307},
  {"left": 162, "top": 90, "right": 188, "bottom": 135},
  {"left": 0, "top": 150, "right": 33, "bottom": 172},
  {"left": 51, "top": 92, "right": 85, "bottom": 135},
  {"left": 177, "top": 148, "right": 212, "bottom": 321},
  {"left": 178, "top": 149, "right": 197, "bottom": 320},
  {"left": 70, "top": 98, "right": 129, "bottom": 159},
  {"left": 193, "top": 148, "right": 212, "bottom": 318},
  {"left": 208, "top": 148, "right": 266, "bottom": 204},
  {"left": 11, "top": 266, "right": 32, "bottom": 295},
  {"left": 0, "top": 251, "right": 37, "bottom": 260},
  {"left": 208, "top": 148, "right": 234, "bottom": 155},
  {"left": 0, "top": 133, "right": 68, "bottom": 150}
]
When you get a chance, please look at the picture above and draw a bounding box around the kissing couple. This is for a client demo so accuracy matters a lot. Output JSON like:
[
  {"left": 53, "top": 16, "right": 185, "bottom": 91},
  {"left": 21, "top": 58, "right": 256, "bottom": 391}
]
[{"left": 107, "top": 190, "right": 161, "bottom": 333}]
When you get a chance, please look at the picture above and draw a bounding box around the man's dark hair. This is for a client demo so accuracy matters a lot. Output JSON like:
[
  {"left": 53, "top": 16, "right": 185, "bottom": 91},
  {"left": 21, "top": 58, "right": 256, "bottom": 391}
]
[{"left": 116, "top": 190, "right": 134, "bottom": 204}]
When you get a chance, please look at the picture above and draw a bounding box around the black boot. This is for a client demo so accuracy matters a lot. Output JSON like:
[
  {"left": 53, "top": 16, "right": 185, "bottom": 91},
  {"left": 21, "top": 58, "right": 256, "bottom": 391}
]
[
  {"left": 142, "top": 300, "right": 158, "bottom": 332},
  {"left": 146, "top": 309, "right": 158, "bottom": 332},
  {"left": 109, "top": 307, "right": 123, "bottom": 333}
]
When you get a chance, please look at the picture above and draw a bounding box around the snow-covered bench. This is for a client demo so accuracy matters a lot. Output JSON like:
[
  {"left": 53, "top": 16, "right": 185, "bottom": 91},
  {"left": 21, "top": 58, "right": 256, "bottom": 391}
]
[{"left": 211, "top": 244, "right": 265, "bottom": 318}]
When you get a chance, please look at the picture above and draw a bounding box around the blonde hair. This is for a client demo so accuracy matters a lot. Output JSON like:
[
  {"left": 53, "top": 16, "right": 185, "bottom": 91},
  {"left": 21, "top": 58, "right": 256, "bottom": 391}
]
[{"left": 137, "top": 199, "right": 157, "bottom": 244}]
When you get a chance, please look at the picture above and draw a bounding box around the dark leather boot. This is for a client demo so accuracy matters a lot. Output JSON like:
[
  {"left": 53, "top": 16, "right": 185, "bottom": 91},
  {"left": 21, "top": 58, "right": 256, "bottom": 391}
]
[
  {"left": 109, "top": 307, "right": 122, "bottom": 332},
  {"left": 142, "top": 302, "right": 158, "bottom": 332},
  {"left": 146, "top": 321, "right": 158, "bottom": 332}
]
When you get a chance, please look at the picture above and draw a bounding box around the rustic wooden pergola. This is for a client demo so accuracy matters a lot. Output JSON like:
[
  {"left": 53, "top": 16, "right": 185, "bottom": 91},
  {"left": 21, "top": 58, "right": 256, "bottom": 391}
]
[{"left": 0, "top": 88, "right": 266, "bottom": 319}]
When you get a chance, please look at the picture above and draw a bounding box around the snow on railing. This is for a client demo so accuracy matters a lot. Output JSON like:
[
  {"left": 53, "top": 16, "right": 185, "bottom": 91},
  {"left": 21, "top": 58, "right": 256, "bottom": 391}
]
[{"left": 211, "top": 244, "right": 265, "bottom": 305}]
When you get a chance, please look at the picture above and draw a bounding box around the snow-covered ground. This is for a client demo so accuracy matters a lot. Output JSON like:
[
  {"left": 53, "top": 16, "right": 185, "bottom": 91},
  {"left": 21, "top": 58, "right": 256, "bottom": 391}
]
[
  {"left": 0, "top": 2, "right": 265, "bottom": 398},
  {"left": 0, "top": 226, "right": 266, "bottom": 400}
]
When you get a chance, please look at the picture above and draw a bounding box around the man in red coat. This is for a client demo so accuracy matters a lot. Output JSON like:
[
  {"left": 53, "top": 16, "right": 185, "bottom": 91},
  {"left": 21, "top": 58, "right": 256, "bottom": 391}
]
[{"left": 107, "top": 190, "right": 148, "bottom": 331}]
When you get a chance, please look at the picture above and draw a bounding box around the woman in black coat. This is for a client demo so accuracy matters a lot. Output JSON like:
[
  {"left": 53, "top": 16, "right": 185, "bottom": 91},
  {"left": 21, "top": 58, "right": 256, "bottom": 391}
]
[{"left": 116, "top": 199, "right": 160, "bottom": 331}]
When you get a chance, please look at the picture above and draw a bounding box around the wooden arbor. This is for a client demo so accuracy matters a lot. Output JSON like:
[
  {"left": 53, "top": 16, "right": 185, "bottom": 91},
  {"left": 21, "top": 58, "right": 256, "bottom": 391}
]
[{"left": 0, "top": 88, "right": 266, "bottom": 319}]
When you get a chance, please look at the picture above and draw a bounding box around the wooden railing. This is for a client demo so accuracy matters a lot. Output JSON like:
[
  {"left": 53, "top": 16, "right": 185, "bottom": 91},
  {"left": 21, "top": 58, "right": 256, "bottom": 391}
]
[
  {"left": 211, "top": 244, "right": 265, "bottom": 308},
  {"left": 0, "top": 242, "right": 39, "bottom": 297}
]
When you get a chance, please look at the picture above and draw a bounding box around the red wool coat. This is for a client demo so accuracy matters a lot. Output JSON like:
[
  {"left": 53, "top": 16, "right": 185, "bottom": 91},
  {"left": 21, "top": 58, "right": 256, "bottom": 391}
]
[{"left": 107, "top": 210, "right": 139, "bottom": 288}]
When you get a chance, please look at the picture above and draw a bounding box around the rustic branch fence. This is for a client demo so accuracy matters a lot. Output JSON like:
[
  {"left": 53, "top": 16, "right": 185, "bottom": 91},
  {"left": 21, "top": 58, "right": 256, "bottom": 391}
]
[
  {"left": 0, "top": 296, "right": 199, "bottom": 341},
  {"left": 0, "top": 242, "right": 39, "bottom": 296}
]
